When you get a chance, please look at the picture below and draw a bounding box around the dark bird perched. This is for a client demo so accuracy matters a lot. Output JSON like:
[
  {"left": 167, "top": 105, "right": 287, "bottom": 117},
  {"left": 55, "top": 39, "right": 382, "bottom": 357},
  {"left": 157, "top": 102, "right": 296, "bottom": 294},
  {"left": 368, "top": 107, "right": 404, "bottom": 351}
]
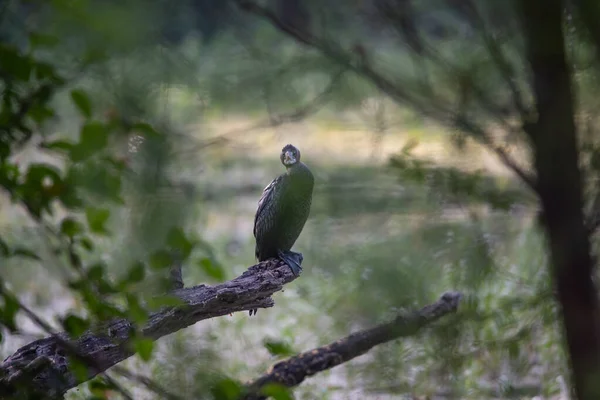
[{"left": 254, "top": 144, "right": 314, "bottom": 277}]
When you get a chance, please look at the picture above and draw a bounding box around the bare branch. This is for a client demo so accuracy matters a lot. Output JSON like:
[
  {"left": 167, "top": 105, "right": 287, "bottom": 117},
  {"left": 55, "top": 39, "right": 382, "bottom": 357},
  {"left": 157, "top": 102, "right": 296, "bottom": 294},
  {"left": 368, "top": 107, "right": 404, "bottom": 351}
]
[
  {"left": 0, "top": 260, "right": 296, "bottom": 398},
  {"left": 234, "top": 0, "right": 421, "bottom": 108},
  {"left": 455, "top": 118, "right": 538, "bottom": 191},
  {"left": 242, "top": 292, "right": 462, "bottom": 400},
  {"left": 235, "top": 1, "right": 539, "bottom": 195},
  {"left": 451, "top": 0, "right": 529, "bottom": 118},
  {"left": 188, "top": 67, "right": 346, "bottom": 152},
  {"left": 1, "top": 260, "right": 462, "bottom": 400}
]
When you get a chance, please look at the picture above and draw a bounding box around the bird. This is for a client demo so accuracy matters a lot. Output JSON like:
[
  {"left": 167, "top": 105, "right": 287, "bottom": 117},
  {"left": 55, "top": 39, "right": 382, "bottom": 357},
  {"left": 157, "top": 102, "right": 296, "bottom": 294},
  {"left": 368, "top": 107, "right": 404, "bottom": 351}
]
[{"left": 253, "top": 143, "right": 314, "bottom": 279}]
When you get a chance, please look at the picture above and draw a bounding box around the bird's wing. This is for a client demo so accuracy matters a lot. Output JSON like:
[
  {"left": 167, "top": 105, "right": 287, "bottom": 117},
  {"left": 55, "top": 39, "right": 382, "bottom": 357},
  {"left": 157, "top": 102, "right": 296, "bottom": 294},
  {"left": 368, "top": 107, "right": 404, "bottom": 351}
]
[{"left": 253, "top": 175, "right": 285, "bottom": 238}]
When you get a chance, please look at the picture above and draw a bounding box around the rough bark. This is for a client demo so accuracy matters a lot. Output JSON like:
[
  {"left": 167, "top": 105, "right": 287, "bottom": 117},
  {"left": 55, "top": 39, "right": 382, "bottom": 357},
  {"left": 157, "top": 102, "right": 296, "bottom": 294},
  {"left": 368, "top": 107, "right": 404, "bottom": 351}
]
[
  {"left": 242, "top": 292, "right": 462, "bottom": 400},
  {"left": 519, "top": 1, "right": 600, "bottom": 398},
  {"left": 0, "top": 259, "right": 295, "bottom": 399}
]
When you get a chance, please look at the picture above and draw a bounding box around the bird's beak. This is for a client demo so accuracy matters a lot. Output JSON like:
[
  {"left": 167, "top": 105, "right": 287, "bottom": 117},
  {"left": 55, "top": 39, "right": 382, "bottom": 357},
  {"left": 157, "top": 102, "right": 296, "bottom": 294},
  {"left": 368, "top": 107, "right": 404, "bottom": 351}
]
[{"left": 284, "top": 151, "right": 296, "bottom": 164}]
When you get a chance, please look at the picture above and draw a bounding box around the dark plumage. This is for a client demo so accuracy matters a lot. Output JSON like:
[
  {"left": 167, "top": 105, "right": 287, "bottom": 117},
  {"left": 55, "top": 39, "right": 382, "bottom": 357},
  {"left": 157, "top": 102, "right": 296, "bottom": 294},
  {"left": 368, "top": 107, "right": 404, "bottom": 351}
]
[{"left": 253, "top": 144, "right": 314, "bottom": 274}]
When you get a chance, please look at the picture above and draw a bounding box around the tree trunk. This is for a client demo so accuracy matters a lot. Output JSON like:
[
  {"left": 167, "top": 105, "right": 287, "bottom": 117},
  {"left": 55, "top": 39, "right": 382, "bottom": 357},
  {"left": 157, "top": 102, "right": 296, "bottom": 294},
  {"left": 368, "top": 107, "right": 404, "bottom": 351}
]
[{"left": 520, "top": 1, "right": 600, "bottom": 398}]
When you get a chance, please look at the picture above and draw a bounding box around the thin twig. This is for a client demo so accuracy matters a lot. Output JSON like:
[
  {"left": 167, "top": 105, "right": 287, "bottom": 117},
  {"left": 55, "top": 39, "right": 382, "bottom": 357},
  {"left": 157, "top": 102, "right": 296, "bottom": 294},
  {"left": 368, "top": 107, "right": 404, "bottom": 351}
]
[
  {"left": 186, "top": 66, "right": 347, "bottom": 153},
  {"left": 235, "top": 0, "right": 539, "bottom": 195}
]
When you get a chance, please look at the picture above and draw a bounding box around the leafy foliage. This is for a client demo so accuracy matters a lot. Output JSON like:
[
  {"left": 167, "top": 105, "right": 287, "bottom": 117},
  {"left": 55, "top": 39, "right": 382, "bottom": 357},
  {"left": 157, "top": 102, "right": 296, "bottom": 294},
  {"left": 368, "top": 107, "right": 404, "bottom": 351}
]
[
  {"left": 0, "top": 28, "right": 207, "bottom": 399},
  {"left": 263, "top": 338, "right": 296, "bottom": 358}
]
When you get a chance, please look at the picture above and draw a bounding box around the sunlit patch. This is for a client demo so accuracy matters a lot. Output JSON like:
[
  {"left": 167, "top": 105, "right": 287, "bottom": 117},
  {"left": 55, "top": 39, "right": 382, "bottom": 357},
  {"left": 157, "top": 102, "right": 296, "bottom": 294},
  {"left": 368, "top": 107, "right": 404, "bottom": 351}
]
[{"left": 127, "top": 134, "right": 145, "bottom": 154}]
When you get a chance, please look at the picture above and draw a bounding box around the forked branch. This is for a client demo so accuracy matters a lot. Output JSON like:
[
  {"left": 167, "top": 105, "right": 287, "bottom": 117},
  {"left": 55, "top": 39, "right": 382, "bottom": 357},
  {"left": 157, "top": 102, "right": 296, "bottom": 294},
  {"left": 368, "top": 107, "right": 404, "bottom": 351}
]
[{"left": 0, "top": 260, "right": 296, "bottom": 399}]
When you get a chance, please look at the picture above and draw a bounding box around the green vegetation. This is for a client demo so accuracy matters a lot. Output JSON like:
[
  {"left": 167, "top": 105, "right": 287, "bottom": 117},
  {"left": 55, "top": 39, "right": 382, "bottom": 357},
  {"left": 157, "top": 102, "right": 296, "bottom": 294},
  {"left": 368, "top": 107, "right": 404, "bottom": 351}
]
[{"left": 1, "top": 0, "right": 598, "bottom": 399}]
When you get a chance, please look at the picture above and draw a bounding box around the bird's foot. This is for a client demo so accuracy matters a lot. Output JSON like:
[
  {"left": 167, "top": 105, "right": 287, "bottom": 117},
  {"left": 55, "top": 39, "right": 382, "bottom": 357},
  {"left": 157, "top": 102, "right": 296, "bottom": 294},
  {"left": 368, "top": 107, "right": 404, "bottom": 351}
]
[
  {"left": 277, "top": 250, "right": 304, "bottom": 276},
  {"left": 249, "top": 308, "right": 257, "bottom": 316}
]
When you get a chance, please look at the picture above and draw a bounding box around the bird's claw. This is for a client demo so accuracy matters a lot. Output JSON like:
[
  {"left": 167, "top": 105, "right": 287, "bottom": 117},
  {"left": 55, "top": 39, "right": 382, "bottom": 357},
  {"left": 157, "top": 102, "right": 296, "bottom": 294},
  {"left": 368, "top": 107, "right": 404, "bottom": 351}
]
[
  {"left": 277, "top": 250, "right": 304, "bottom": 276},
  {"left": 249, "top": 250, "right": 303, "bottom": 316}
]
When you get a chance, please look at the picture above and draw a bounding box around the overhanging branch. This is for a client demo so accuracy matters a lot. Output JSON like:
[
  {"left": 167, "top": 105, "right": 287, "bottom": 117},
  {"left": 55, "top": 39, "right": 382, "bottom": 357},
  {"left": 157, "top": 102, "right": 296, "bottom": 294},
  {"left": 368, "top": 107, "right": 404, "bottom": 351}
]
[
  {"left": 243, "top": 292, "right": 462, "bottom": 400},
  {"left": 0, "top": 260, "right": 296, "bottom": 399},
  {"left": 188, "top": 67, "right": 346, "bottom": 153},
  {"left": 235, "top": 0, "right": 539, "bottom": 195}
]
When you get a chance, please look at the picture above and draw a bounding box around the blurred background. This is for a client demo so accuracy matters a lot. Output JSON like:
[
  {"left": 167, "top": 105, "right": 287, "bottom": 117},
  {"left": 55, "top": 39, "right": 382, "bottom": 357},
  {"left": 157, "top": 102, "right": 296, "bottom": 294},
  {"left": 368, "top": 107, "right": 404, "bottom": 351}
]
[{"left": 0, "top": 0, "right": 580, "bottom": 399}]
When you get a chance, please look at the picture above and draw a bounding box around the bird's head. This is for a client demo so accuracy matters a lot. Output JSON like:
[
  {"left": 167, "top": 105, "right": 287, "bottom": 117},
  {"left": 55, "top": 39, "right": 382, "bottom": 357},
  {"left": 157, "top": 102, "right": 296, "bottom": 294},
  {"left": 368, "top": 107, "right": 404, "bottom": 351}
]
[{"left": 280, "top": 144, "right": 301, "bottom": 167}]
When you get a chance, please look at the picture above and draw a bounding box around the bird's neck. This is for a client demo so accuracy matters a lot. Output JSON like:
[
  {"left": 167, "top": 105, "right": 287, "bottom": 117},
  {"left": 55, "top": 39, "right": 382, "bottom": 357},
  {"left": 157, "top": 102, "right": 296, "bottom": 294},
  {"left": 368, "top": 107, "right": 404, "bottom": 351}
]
[
  {"left": 286, "top": 162, "right": 313, "bottom": 182},
  {"left": 287, "top": 162, "right": 307, "bottom": 174}
]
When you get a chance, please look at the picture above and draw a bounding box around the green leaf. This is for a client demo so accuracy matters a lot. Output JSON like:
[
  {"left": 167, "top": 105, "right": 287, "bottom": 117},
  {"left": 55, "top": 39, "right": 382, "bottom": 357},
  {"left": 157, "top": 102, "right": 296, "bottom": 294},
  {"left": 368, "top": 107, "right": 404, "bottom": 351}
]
[
  {"left": 28, "top": 104, "right": 55, "bottom": 124},
  {"left": 79, "top": 237, "right": 95, "bottom": 252},
  {"left": 29, "top": 33, "right": 60, "bottom": 49},
  {"left": 0, "top": 292, "right": 20, "bottom": 332},
  {"left": 104, "top": 155, "right": 128, "bottom": 172},
  {"left": 60, "top": 217, "right": 83, "bottom": 238},
  {"left": 132, "top": 122, "right": 160, "bottom": 138},
  {"left": 10, "top": 247, "right": 41, "bottom": 260},
  {"left": 149, "top": 250, "right": 174, "bottom": 270},
  {"left": 21, "top": 164, "right": 62, "bottom": 197},
  {"left": 96, "top": 279, "right": 117, "bottom": 295},
  {"left": 125, "top": 262, "right": 146, "bottom": 284},
  {"left": 0, "top": 45, "right": 32, "bottom": 81},
  {"left": 59, "top": 170, "right": 85, "bottom": 209},
  {"left": 210, "top": 378, "right": 243, "bottom": 400},
  {"left": 70, "top": 121, "right": 109, "bottom": 162},
  {"left": 70, "top": 89, "right": 93, "bottom": 118},
  {"left": 63, "top": 161, "right": 124, "bottom": 205},
  {"left": 263, "top": 339, "right": 296, "bottom": 357},
  {"left": 42, "top": 139, "right": 75, "bottom": 153},
  {"left": 68, "top": 249, "right": 82, "bottom": 269},
  {"left": 85, "top": 207, "right": 110, "bottom": 235},
  {"left": 0, "top": 238, "right": 8, "bottom": 256},
  {"left": 69, "top": 358, "right": 90, "bottom": 383},
  {"left": 166, "top": 227, "right": 194, "bottom": 259},
  {"left": 134, "top": 337, "right": 154, "bottom": 362},
  {"left": 198, "top": 257, "right": 225, "bottom": 281},
  {"left": 34, "top": 62, "right": 62, "bottom": 82},
  {"left": 62, "top": 314, "right": 90, "bottom": 337},
  {"left": 95, "top": 301, "right": 126, "bottom": 321},
  {"left": 88, "top": 377, "right": 114, "bottom": 397},
  {"left": 102, "top": 169, "right": 123, "bottom": 203},
  {"left": 87, "top": 263, "right": 105, "bottom": 281},
  {"left": 126, "top": 294, "right": 148, "bottom": 324},
  {"left": 260, "top": 383, "right": 293, "bottom": 400}
]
